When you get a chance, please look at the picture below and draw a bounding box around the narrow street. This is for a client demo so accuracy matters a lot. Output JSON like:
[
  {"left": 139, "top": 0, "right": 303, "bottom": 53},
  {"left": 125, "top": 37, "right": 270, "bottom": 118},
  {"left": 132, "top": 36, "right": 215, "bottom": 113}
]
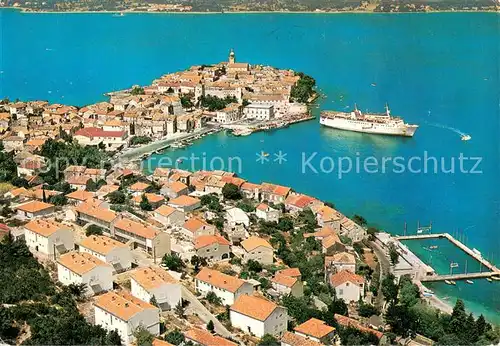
[
  {"left": 369, "top": 240, "right": 391, "bottom": 309},
  {"left": 181, "top": 286, "right": 232, "bottom": 338}
]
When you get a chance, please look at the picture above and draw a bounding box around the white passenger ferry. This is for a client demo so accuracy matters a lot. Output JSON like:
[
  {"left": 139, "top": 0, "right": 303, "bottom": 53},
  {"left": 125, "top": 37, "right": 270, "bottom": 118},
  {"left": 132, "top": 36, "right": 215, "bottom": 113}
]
[{"left": 320, "top": 104, "right": 418, "bottom": 137}]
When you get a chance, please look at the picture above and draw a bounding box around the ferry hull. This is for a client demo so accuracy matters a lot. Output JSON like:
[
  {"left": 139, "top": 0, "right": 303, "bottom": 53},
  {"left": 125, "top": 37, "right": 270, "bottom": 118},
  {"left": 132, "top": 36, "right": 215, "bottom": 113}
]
[{"left": 320, "top": 117, "right": 418, "bottom": 137}]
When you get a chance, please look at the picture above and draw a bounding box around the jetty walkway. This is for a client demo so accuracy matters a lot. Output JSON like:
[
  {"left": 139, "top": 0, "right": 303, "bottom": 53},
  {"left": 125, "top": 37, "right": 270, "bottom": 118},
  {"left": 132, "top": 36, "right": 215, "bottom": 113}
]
[{"left": 396, "top": 233, "right": 500, "bottom": 282}]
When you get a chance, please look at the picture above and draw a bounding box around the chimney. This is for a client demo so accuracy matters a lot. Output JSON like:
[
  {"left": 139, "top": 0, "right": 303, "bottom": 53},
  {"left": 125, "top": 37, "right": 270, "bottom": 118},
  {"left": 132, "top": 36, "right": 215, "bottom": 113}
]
[{"left": 124, "top": 303, "right": 129, "bottom": 307}]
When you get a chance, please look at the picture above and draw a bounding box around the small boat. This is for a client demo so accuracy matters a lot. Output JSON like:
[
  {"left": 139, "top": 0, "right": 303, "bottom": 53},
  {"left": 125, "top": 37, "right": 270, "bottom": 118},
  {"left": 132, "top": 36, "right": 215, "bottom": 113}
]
[
  {"left": 461, "top": 135, "right": 471, "bottom": 141},
  {"left": 492, "top": 276, "right": 500, "bottom": 281},
  {"left": 429, "top": 245, "right": 438, "bottom": 250},
  {"left": 371, "top": 83, "right": 377, "bottom": 87},
  {"left": 450, "top": 262, "right": 459, "bottom": 268},
  {"left": 263, "top": 152, "right": 270, "bottom": 157},
  {"left": 176, "top": 159, "right": 183, "bottom": 163},
  {"left": 466, "top": 280, "right": 474, "bottom": 284},
  {"left": 487, "top": 278, "right": 493, "bottom": 282},
  {"left": 450, "top": 280, "right": 457, "bottom": 285},
  {"left": 445, "top": 280, "right": 453, "bottom": 285}
]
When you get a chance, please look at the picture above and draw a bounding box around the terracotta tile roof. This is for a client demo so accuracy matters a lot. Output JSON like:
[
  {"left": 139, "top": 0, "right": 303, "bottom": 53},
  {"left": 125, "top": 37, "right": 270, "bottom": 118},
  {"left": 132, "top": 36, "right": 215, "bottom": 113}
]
[
  {"left": 334, "top": 314, "right": 383, "bottom": 339},
  {"left": 230, "top": 295, "right": 279, "bottom": 321},
  {"left": 183, "top": 217, "right": 211, "bottom": 234},
  {"left": 195, "top": 268, "right": 245, "bottom": 293},
  {"left": 75, "top": 127, "right": 125, "bottom": 138},
  {"left": 66, "top": 175, "right": 92, "bottom": 186},
  {"left": 281, "top": 331, "right": 322, "bottom": 346},
  {"left": 15, "top": 200, "right": 54, "bottom": 213},
  {"left": 9, "top": 187, "right": 28, "bottom": 197},
  {"left": 66, "top": 190, "right": 94, "bottom": 201},
  {"left": 131, "top": 267, "right": 178, "bottom": 290},
  {"left": 114, "top": 218, "right": 160, "bottom": 240},
  {"left": 129, "top": 182, "right": 150, "bottom": 192},
  {"left": 220, "top": 176, "right": 246, "bottom": 187},
  {"left": 94, "top": 290, "right": 157, "bottom": 322},
  {"left": 133, "top": 193, "right": 165, "bottom": 204},
  {"left": 169, "top": 195, "right": 200, "bottom": 207},
  {"left": 153, "top": 167, "right": 171, "bottom": 177},
  {"left": 261, "top": 182, "right": 291, "bottom": 197},
  {"left": 30, "top": 188, "right": 60, "bottom": 201},
  {"left": 154, "top": 205, "right": 179, "bottom": 217},
  {"left": 272, "top": 273, "right": 297, "bottom": 288},
  {"left": 331, "top": 252, "right": 356, "bottom": 263},
  {"left": 185, "top": 328, "right": 237, "bottom": 346},
  {"left": 330, "top": 270, "right": 364, "bottom": 287},
  {"left": 80, "top": 235, "right": 127, "bottom": 255},
  {"left": 58, "top": 252, "right": 110, "bottom": 275},
  {"left": 294, "top": 318, "right": 335, "bottom": 339},
  {"left": 162, "top": 181, "right": 188, "bottom": 193},
  {"left": 194, "top": 234, "right": 230, "bottom": 250},
  {"left": 285, "top": 194, "right": 316, "bottom": 209},
  {"left": 152, "top": 339, "right": 174, "bottom": 346},
  {"left": 76, "top": 203, "right": 117, "bottom": 223},
  {"left": 256, "top": 203, "right": 270, "bottom": 211},
  {"left": 241, "top": 236, "right": 272, "bottom": 252},
  {"left": 304, "top": 226, "right": 336, "bottom": 239},
  {"left": 276, "top": 268, "right": 301, "bottom": 278},
  {"left": 240, "top": 182, "right": 261, "bottom": 191},
  {"left": 25, "top": 219, "right": 68, "bottom": 237},
  {"left": 322, "top": 233, "right": 342, "bottom": 250},
  {"left": 96, "top": 184, "right": 119, "bottom": 195}
]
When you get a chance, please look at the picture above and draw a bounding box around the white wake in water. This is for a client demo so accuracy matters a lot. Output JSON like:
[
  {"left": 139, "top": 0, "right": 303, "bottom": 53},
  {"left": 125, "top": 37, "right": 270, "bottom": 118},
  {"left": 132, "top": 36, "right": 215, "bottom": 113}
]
[{"left": 426, "top": 122, "right": 469, "bottom": 138}]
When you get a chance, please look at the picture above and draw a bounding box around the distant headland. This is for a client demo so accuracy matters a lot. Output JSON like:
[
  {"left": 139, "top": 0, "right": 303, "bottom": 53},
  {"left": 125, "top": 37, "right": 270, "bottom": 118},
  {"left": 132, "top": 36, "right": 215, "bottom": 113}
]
[{"left": 3, "top": 0, "right": 498, "bottom": 13}]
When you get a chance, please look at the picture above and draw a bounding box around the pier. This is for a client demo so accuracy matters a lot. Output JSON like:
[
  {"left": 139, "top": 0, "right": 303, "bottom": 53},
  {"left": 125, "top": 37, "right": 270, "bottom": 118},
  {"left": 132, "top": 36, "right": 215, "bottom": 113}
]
[{"left": 396, "top": 232, "right": 500, "bottom": 282}]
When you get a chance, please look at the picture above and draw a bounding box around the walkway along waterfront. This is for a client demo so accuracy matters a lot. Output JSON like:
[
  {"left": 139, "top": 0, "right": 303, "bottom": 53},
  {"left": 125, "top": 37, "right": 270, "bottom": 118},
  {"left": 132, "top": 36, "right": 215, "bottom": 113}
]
[{"left": 395, "top": 233, "right": 500, "bottom": 281}]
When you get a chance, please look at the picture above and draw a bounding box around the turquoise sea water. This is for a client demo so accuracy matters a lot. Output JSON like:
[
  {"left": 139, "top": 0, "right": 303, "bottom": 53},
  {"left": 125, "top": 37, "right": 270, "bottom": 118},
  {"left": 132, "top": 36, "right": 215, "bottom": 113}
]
[{"left": 1, "top": 9, "right": 499, "bottom": 322}]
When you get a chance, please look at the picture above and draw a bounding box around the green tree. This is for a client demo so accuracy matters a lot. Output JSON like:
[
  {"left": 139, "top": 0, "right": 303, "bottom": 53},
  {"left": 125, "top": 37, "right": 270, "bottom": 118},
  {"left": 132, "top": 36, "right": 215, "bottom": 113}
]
[
  {"left": 258, "top": 334, "right": 280, "bottom": 346},
  {"left": 105, "top": 329, "right": 122, "bottom": 345},
  {"left": 130, "top": 86, "right": 145, "bottom": 95},
  {"left": 358, "top": 302, "right": 380, "bottom": 317},
  {"left": 174, "top": 302, "right": 185, "bottom": 318},
  {"left": 388, "top": 242, "right": 399, "bottom": 265},
  {"left": 352, "top": 214, "right": 367, "bottom": 226},
  {"left": 108, "top": 190, "right": 126, "bottom": 204},
  {"left": 162, "top": 254, "right": 185, "bottom": 272},
  {"left": 133, "top": 325, "right": 154, "bottom": 346},
  {"left": 140, "top": 194, "right": 153, "bottom": 211},
  {"left": 50, "top": 194, "right": 68, "bottom": 206},
  {"left": 207, "top": 320, "right": 215, "bottom": 333},
  {"left": 222, "top": 183, "right": 241, "bottom": 200},
  {"left": 398, "top": 275, "right": 419, "bottom": 307},
  {"left": 165, "top": 329, "right": 185, "bottom": 345},
  {"left": 381, "top": 273, "right": 398, "bottom": 303},
  {"left": 247, "top": 259, "right": 263, "bottom": 273},
  {"left": 86, "top": 224, "right": 104, "bottom": 236},
  {"left": 206, "top": 291, "right": 223, "bottom": 306},
  {"left": 150, "top": 295, "right": 159, "bottom": 308}
]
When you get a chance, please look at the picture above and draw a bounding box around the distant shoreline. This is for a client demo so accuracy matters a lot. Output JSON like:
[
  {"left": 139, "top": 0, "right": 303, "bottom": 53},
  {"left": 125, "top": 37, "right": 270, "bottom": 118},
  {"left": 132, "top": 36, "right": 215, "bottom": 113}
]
[{"left": 4, "top": 7, "right": 498, "bottom": 14}]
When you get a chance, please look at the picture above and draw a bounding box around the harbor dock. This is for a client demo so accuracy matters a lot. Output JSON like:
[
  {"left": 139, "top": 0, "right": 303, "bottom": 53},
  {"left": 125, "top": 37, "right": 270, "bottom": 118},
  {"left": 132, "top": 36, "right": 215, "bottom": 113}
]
[{"left": 396, "top": 233, "right": 500, "bottom": 282}]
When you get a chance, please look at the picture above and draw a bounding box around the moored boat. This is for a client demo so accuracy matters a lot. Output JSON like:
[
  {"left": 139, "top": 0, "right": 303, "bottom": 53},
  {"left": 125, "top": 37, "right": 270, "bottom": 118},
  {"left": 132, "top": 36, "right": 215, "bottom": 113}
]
[{"left": 466, "top": 280, "right": 474, "bottom": 284}]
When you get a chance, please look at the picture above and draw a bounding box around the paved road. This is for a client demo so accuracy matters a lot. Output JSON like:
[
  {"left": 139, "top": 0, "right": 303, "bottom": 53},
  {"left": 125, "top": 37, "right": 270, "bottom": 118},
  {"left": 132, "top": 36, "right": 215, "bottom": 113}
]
[
  {"left": 369, "top": 240, "right": 391, "bottom": 309},
  {"left": 181, "top": 286, "right": 232, "bottom": 338}
]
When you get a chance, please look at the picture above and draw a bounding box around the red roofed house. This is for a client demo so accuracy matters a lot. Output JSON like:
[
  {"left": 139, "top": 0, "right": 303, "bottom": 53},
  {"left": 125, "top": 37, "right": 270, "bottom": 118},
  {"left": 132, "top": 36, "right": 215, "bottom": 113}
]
[
  {"left": 160, "top": 180, "right": 189, "bottom": 199},
  {"left": 74, "top": 127, "right": 127, "bottom": 151},
  {"left": 181, "top": 217, "right": 215, "bottom": 240},
  {"left": 194, "top": 234, "right": 230, "bottom": 261},
  {"left": 153, "top": 205, "right": 185, "bottom": 227},
  {"left": 185, "top": 328, "right": 237, "bottom": 346},
  {"left": 330, "top": 270, "right": 365, "bottom": 303},
  {"left": 15, "top": 200, "right": 55, "bottom": 219},
  {"left": 24, "top": 219, "right": 74, "bottom": 257},
  {"left": 195, "top": 268, "right": 253, "bottom": 306},
  {"left": 294, "top": 318, "right": 336, "bottom": 344},
  {"left": 260, "top": 182, "right": 291, "bottom": 203},
  {"left": 334, "top": 314, "right": 383, "bottom": 340},
  {"left": 271, "top": 272, "right": 303, "bottom": 298},
  {"left": 284, "top": 193, "right": 319, "bottom": 214},
  {"left": 255, "top": 203, "right": 281, "bottom": 223},
  {"left": 230, "top": 295, "right": 288, "bottom": 338}
]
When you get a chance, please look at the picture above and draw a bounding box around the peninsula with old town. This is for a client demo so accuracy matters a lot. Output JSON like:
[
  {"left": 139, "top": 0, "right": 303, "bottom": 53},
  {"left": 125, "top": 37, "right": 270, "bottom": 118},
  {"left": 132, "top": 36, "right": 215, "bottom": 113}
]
[{"left": 0, "top": 50, "right": 499, "bottom": 346}]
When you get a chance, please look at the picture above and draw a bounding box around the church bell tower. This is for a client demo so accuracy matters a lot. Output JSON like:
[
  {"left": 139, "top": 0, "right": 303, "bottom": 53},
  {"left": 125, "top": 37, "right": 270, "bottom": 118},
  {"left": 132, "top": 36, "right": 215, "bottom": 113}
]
[{"left": 229, "top": 48, "right": 235, "bottom": 64}]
